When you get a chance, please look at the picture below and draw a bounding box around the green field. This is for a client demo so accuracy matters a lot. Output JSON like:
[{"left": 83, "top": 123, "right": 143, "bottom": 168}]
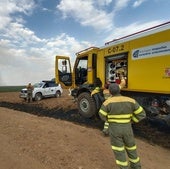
[{"left": 0, "top": 86, "right": 25, "bottom": 92}]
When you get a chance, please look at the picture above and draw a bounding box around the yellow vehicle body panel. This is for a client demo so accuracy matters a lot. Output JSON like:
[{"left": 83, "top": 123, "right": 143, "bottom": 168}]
[
  {"left": 55, "top": 22, "right": 170, "bottom": 118},
  {"left": 56, "top": 22, "right": 170, "bottom": 95},
  {"left": 95, "top": 27, "right": 170, "bottom": 94},
  {"left": 129, "top": 29, "right": 170, "bottom": 94}
]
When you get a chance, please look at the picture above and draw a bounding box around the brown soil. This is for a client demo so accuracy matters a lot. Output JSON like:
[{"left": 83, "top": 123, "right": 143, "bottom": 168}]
[{"left": 0, "top": 91, "right": 170, "bottom": 169}]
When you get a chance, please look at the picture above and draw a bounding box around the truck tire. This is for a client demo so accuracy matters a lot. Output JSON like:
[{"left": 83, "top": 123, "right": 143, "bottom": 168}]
[
  {"left": 35, "top": 93, "right": 42, "bottom": 101},
  {"left": 77, "top": 92, "right": 97, "bottom": 118}
]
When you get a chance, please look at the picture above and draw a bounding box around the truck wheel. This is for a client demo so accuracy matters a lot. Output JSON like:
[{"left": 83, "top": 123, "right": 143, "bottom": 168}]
[
  {"left": 35, "top": 93, "right": 42, "bottom": 101},
  {"left": 77, "top": 92, "right": 97, "bottom": 118}
]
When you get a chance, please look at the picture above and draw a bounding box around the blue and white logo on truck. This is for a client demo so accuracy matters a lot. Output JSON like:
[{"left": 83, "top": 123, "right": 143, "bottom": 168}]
[{"left": 132, "top": 41, "right": 170, "bottom": 60}]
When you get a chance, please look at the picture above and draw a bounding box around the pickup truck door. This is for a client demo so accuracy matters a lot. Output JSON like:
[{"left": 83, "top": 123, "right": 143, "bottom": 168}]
[
  {"left": 43, "top": 83, "right": 53, "bottom": 96},
  {"left": 55, "top": 56, "right": 73, "bottom": 89}
]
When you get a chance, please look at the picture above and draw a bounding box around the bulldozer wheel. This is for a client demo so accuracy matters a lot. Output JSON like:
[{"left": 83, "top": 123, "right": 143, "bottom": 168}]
[{"left": 77, "top": 92, "right": 97, "bottom": 118}]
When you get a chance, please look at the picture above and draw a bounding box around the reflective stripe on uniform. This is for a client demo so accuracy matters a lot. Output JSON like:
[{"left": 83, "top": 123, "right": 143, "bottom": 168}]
[
  {"left": 125, "top": 145, "right": 137, "bottom": 150},
  {"left": 116, "top": 160, "right": 128, "bottom": 167},
  {"left": 104, "top": 121, "right": 109, "bottom": 129},
  {"left": 132, "top": 106, "right": 146, "bottom": 123},
  {"left": 107, "top": 114, "right": 132, "bottom": 123},
  {"left": 99, "top": 109, "right": 107, "bottom": 116},
  {"left": 91, "top": 87, "right": 100, "bottom": 96},
  {"left": 129, "top": 157, "right": 140, "bottom": 163},
  {"left": 108, "top": 119, "right": 131, "bottom": 123},
  {"left": 134, "top": 106, "right": 143, "bottom": 115},
  {"left": 108, "top": 114, "right": 132, "bottom": 119},
  {"left": 132, "top": 115, "right": 139, "bottom": 123},
  {"left": 112, "top": 145, "right": 125, "bottom": 151}
]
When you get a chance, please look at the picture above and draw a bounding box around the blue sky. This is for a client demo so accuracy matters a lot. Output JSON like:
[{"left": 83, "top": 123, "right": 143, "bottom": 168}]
[{"left": 0, "top": 0, "right": 170, "bottom": 86}]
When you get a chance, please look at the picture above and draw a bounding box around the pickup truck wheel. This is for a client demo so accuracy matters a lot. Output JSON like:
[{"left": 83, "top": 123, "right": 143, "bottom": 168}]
[
  {"left": 55, "top": 91, "right": 61, "bottom": 98},
  {"left": 77, "top": 92, "right": 97, "bottom": 118},
  {"left": 35, "top": 93, "right": 42, "bottom": 101}
]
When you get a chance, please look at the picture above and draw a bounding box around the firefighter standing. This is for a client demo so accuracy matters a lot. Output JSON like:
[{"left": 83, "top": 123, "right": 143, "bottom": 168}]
[
  {"left": 99, "top": 83, "right": 146, "bottom": 169},
  {"left": 118, "top": 72, "right": 126, "bottom": 89},
  {"left": 102, "top": 72, "right": 126, "bottom": 135},
  {"left": 91, "top": 78, "right": 105, "bottom": 113},
  {"left": 26, "top": 83, "right": 34, "bottom": 102},
  {"left": 102, "top": 82, "right": 111, "bottom": 135}
]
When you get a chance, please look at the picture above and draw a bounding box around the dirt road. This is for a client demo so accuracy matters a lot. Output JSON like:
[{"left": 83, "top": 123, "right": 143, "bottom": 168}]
[{"left": 0, "top": 92, "right": 170, "bottom": 169}]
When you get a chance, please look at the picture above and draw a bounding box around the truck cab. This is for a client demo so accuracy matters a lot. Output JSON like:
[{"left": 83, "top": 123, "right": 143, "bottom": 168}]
[{"left": 55, "top": 47, "right": 104, "bottom": 118}]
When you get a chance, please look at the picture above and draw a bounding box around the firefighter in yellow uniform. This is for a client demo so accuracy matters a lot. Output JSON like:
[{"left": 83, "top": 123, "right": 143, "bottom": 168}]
[
  {"left": 91, "top": 78, "right": 105, "bottom": 115},
  {"left": 118, "top": 72, "right": 126, "bottom": 89},
  {"left": 91, "top": 86, "right": 105, "bottom": 112},
  {"left": 99, "top": 83, "right": 146, "bottom": 169},
  {"left": 103, "top": 72, "right": 126, "bottom": 135},
  {"left": 102, "top": 82, "right": 111, "bottom": 135}
]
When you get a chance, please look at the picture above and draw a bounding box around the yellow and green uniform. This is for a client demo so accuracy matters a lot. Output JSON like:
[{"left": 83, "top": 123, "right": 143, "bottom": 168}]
[
  {"left": 102, "top": 89, "right": 111, "bottom": 135},
  {"left": 99, "top": 94, "right": 146, "bottom": 169},
  {"left": 91, "top": 87, "right": 105, "bottom": 111},
  {"left": 102, "top": 79, "right": 126, "bottom": 135}
]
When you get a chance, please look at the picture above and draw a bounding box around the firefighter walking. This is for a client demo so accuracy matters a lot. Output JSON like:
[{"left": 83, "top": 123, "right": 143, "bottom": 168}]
[{"left": 99, "top": 83, "right": 146, "bottom": 169}]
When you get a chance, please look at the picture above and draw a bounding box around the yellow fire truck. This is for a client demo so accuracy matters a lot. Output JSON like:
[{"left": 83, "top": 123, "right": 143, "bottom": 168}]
[{"left": 55, "top": 22, "right": 170, "bottom": 118}]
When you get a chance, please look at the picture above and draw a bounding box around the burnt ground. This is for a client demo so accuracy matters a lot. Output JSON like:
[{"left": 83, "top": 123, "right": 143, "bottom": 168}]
[
  {"left": 0, "top": 99, "right": 170, "bottom": 149},
  {"left": 0, "top": 91, "right": 170, "bottom": 169}
]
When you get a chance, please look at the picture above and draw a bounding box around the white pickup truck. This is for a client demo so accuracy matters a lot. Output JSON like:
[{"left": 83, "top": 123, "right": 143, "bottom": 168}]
[{"left": 20, "top": 80, "right": 63, "bottom": 101}]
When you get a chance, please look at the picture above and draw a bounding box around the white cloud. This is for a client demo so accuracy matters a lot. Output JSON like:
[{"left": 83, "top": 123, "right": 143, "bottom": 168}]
[
  {"left": 0, "top": 0, "right": 39, "bottom": 48},
  {"left": 0, "top": 0, "right": 35, "bottom": 15},
  {"left": 57, "top": 0, "right": 113, "bottom": 31},
  {"left": 104, "top": 20, "right": 163, "bottom": 42},
  {"left": 113, "top": 0, "right": 131, "bottom": 12},
  {"left": 0, "top": 0, "right": 35, "bottom": 29},
  {"left": 0, "top": 0, "right": 93, "bottom": 86},
  {"left": 3, "top": 22, "right": 44, "bottom": 47},
  {"left": 56, "top": 0, "right": 136, "bottom": 31},
  {"left": 0, "top": 28, "right": 92, "bottom": 86},
  {"left": 0, "top": 15, "right": 11, "bottom": 30},
  {"left": 94, "top": 0, "right": 112, "bottom": 7},
  {"left": 133, "top": 0, "right": 147, "bottom": 8},
  {"left": 45, "top": 33, "right": 93, "bottom": 65},
  {"left": 0, "top": 44, "right": 31, "bottom": 85},
  {"left": 0, "top": 33, "right": 92, "bottom": 86}
]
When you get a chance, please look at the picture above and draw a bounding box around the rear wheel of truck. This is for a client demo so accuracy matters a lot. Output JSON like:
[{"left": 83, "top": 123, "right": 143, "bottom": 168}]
[{"left": 77, "top": 92, "right": 97, "bottom": 118}]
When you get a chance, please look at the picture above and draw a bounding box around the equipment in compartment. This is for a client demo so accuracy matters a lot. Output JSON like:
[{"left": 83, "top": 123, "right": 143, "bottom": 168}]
[
  {"left": 107, "top": 62, "right": 116, "bottom": 82},
  {"left": 106, "top": 59, "right": 127, "bottom": 83}
]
